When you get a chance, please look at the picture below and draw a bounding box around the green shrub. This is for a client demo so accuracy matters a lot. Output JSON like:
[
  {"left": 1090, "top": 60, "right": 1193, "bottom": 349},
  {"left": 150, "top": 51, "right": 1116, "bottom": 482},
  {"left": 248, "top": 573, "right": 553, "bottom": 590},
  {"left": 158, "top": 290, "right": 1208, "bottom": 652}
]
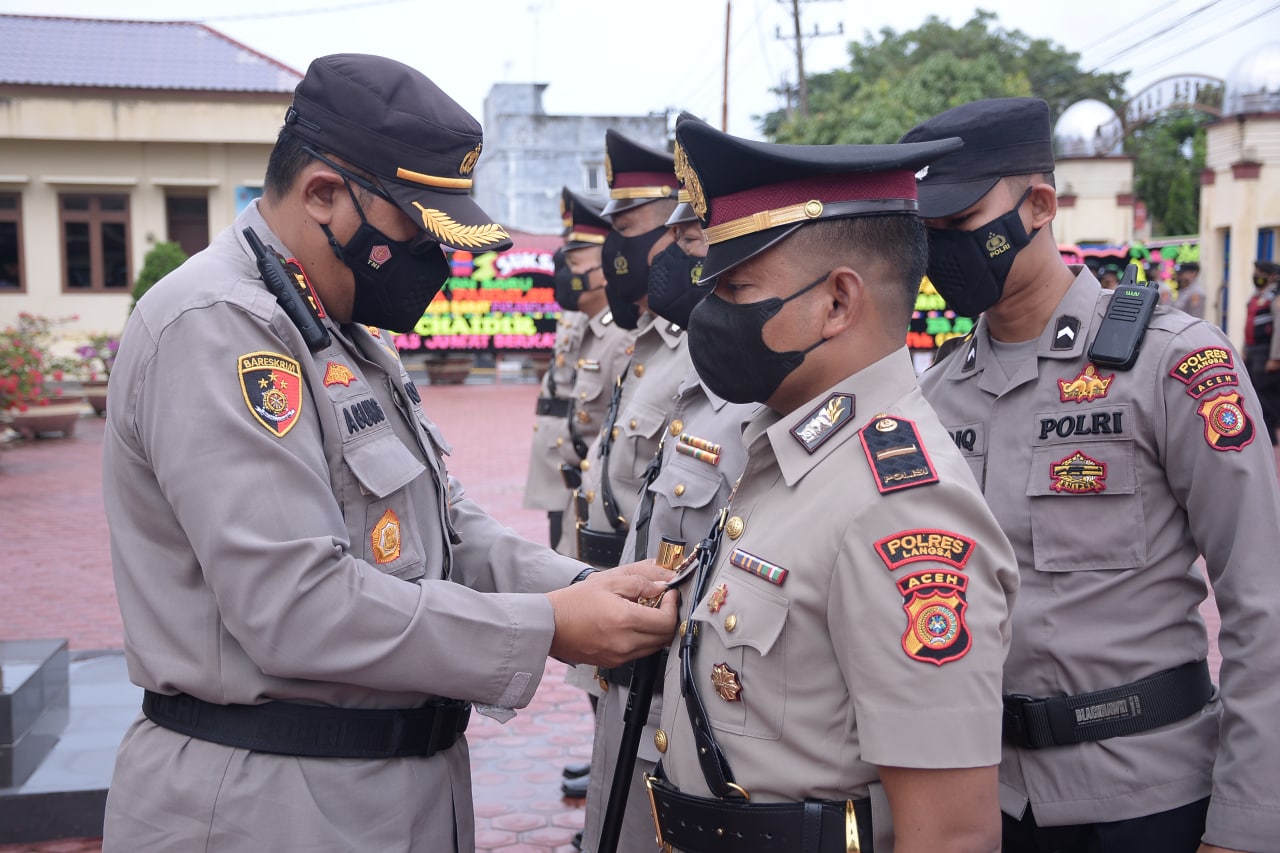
[{"left": 130, "top": 241, "right": 188, "bottom": 313}]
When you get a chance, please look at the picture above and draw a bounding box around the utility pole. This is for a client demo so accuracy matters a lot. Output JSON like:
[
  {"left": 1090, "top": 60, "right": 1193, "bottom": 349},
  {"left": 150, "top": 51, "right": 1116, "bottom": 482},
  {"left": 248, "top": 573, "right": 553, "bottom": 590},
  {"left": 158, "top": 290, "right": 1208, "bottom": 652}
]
[
  {"left": 722, "top": 1, "right": 731, "bottom": 131},
  {"left": 775, "top": 0, "right": 843, "bottom": 118}
]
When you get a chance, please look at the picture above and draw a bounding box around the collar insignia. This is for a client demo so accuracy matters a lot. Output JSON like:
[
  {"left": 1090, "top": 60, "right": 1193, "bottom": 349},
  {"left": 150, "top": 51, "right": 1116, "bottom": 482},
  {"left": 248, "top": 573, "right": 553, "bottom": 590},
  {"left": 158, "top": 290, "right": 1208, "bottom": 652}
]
[
  {"left": 1052, "top": 315, "right": 1080, "bottom": 350},
  {"left": 1058, "top": 364, "right": 1114, "bottom": 403},
  {"left": 323, "top": 362, "right": 356, "bottom": 387},
  {"left": 791, "top": 392, "right": 855, "bottom": 453},
  {"left": 963, "top": 337, "right": 978, "bottom": 371}
]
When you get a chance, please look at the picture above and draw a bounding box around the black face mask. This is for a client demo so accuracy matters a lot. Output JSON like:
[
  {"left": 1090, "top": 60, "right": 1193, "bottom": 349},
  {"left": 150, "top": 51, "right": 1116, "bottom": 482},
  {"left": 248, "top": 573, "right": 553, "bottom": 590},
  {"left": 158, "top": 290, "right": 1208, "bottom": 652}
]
[
  {"left": 688, "top": 271, "right": 830, "bottom": 404},
  {"left": 925, "top": 187, "right": 1038, "bottom": 318},
  {"left": 553, "top": 261, "right": 600, "bottom": 313},
  {"left": 603, "top": 225, "right": 667, "bottom": 330},
  {"left": 322, "top": 181, "right": 450, "bottom": 333},
  {"left": 647, "top": 241, "right": 710, "bottom": 329}
]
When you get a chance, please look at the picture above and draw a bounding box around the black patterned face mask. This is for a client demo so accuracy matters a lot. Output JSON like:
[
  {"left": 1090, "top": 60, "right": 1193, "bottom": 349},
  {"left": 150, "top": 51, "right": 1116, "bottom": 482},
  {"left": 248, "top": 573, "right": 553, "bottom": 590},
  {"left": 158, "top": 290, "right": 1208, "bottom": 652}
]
[
  {"left": 925, "top": 187, "right": 1038, "bottom": 317},
  {"left": 647, "top": 242, "right": 709, "bottom": 329},
  {"left": 602, "top": 225, "right": 667, "bottom": 329}
]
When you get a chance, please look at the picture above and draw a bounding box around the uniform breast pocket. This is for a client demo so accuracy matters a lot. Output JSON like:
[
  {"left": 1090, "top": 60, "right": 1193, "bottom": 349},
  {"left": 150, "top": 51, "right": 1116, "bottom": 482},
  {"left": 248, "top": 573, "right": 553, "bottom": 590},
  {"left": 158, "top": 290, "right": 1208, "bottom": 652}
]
[
  {"left": 1026, "top": 437, "right": 1145, "bottom": 571},
  {"left": 344, "top": 430, "right": 428, "bottom": 581},
  {"left": 693, "top": 577, "right": 788, "bottom": 740},
  {"left": 621, "top": 402, "right": 667, "bottom": 479},
  {"left": 574, "top": 371, "right": 609, "bottom": 426},
  {"left": 651, "top": 455, "right": 722, "bottom": 513}
]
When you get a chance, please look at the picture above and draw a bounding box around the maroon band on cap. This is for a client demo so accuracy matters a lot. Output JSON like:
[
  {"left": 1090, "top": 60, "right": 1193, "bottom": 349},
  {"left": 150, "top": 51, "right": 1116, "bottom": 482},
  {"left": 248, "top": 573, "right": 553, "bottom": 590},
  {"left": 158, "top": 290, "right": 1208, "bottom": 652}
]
[
  {"left": 612, "top": 170, "right": 677, "bottom": 190},
  {"left": 707, "top": 171, "right": 917, "bottom": 228}
]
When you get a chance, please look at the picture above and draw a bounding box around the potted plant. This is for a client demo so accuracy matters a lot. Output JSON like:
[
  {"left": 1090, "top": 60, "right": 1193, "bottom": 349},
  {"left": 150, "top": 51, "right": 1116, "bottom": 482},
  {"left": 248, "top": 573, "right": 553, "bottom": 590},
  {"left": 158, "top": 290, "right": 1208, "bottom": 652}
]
[
  {"left": 75, "top": 333, "right": 120, "bottom": 415},
  {"left": 0, "top": 313, "right": 85, "bottom": 440}
]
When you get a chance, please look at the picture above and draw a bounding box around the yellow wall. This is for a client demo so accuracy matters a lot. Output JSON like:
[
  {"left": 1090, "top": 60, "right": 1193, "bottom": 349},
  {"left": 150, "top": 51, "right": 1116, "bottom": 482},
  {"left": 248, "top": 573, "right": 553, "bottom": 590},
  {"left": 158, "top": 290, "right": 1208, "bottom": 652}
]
[{"left": 0, "top": 91, "right": 288, "bottom": 337}]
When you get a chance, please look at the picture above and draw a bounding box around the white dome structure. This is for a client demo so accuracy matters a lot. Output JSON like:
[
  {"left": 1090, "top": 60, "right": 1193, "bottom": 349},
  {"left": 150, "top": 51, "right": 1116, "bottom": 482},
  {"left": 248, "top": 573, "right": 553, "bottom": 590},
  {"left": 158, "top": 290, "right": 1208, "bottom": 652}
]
[
  {"left": 1224, "top": 42, "right": 1280, "bottom": 115},
  {"left": 1055, "top": 99, "right": 1125, "bottom": 157}
]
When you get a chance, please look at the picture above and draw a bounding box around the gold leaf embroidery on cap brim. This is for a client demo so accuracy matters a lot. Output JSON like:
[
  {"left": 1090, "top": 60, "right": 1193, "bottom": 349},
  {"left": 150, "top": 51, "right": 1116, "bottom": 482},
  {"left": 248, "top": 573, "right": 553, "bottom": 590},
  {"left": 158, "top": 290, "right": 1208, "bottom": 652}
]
[{"left": 412, "top": 203, "right": 510, "bottom": 248}]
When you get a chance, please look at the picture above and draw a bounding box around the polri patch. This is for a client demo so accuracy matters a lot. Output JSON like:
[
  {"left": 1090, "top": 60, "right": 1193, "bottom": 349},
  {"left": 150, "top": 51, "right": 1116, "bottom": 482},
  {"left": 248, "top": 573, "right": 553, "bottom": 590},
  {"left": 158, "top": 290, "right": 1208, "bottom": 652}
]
[
  {"left": 897, "top": 570, "right": 971, "bottom": 666},
  {"left": 858, "top": 416, "right": 939, "bottom": 494},
  {"left": 323, "top": 362, "right": 356, "bottom": 387},
  {"left": 1058, "top": 364, "right": 1114, "bottom": 403},
  {"left": 729, "top": 548, "right": 788, "bottom": 586},
  {"left": 875, "top": 529, "right": 976, "bottom": 572},
  {"left": 791, "top": 393, "right": 855, "bottom": 453},
  {"left": 238, "top": 351, "right": 303, "bottom": 438},
  {"left": 1049, "top": 450, "right": 1107, "bottom": 494},
  {"left": 1186, "top": 371, "right": 1238, "bottom": 400},
  {"left": 1197, "top": 391, "right": 1254, "bottom": 451},
  {"left": 1170, "top": 346, "right": 1233, "bottom": 385}
]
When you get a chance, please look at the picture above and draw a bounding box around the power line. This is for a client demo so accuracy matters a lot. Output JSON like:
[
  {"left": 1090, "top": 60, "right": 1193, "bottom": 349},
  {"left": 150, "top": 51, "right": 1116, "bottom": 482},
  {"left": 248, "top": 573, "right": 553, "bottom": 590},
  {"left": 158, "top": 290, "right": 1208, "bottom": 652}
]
[
  {"left": 1088, "top": 0, "right": 1229, "bottom": 70},
  {"left": 1124, "top": 0, "right": 1280, "bottom": 78},
  {"left": 198, "top": 0, "right": 412, "bottom": 23},
  {"left": 1077, "top": 0, "right": 1187, "bottom": 61}
]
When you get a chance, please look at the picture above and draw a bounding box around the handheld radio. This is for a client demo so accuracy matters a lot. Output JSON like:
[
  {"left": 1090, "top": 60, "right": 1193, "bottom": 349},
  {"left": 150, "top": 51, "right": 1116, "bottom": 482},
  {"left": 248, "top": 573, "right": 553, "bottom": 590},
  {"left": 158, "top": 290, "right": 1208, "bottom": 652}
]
[
  {"left": 243, "top": 227, "right": 331, "bottom": 352},
  {"left": 1087, "top": 263, "right": 1158, "bottom": 371}
]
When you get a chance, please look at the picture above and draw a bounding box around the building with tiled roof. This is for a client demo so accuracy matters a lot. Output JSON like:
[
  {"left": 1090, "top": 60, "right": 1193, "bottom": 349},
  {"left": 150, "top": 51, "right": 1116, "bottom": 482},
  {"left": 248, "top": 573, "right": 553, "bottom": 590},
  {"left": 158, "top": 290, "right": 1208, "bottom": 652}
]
[{"left": 0, "top": 13, "right": 302, "bottom": 335}]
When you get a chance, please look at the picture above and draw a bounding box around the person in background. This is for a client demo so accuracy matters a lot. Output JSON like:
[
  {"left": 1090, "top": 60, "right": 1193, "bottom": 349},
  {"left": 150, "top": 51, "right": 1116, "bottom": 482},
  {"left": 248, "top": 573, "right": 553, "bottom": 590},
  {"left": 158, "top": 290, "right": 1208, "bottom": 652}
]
[
  {"left": 1173, "top": 260, "right": 1206, "bottom": 319},
  {"left": 904, "top": 95, "right": 1280, "bottom": 853},
  {"left": 1245, "top": 259, "right": 1280, "bottom": 444}
]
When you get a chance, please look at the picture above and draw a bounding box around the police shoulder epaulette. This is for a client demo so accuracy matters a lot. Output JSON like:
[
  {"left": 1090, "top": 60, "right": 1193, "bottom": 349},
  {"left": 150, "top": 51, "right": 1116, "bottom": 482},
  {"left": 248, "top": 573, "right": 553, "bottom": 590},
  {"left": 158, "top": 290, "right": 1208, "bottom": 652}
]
[
  {"left": 857, "top": 414, "right": 939, "bottom": 495},
  {"left": 930, "top": 333, "right": 969, "bottom": 367}
]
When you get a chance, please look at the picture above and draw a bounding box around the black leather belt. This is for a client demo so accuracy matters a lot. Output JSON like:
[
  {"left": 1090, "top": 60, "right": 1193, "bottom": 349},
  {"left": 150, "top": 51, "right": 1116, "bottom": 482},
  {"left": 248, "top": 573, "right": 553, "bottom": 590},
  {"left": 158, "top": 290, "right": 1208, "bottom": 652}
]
[
  {"left": 143, "top": 690, "right": 470, "bottom": 759},
  {"left": 647, "top": 773, "right": 873, "bottom": 853},
  {"left": 1003, "top": 659, "right": 1212, "bottom": 749},
  {"left": 577, "top": 525, "right": 627, "bottom": 568},
  {"left": 597, "top": 661, "right": 635, "bottom": 690},
  {"left": 535, "top": 397, "right": 571, "bottom": 418}
]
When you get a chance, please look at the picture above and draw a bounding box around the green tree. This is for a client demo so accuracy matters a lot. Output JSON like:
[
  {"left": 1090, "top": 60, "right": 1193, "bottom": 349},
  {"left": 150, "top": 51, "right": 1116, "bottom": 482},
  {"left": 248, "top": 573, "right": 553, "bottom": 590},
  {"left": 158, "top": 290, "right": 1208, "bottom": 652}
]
[
  {"left": 763, "top": 10, "right": 1129, "bottom": 144},
  {"left": 1129, "top": 109, "right": 1209, "bottom": 237}
]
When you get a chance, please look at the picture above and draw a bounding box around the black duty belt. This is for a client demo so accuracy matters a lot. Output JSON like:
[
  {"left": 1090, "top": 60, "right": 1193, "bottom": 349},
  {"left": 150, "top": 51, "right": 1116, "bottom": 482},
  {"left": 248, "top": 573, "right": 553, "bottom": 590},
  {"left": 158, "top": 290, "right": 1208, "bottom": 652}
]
[
  {"left": 647, "top": 773, "right": 873, "bottom": 853},
  {"left": 143, "top": 690, "right": 471, "bottom": 759},
  {"left": 535, "top": 397, "right": 571, "bottom": 418},
  {"left": 577, "top": 525, "right": 627, "bottom": 568},
  {"left": 597, "top": 660, "right": 635, "bottom": 690},
  {"left": 1003, "top": 659, "right": 1213, "bottom": 749}
]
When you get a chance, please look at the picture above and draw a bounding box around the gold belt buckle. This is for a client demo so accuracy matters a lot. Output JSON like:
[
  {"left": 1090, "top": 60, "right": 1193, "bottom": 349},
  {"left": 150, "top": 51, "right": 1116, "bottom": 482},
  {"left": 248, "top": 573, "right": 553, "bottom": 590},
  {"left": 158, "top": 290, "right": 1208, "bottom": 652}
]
[
  {"left": 643, "top": 773, "right": 672, "bottom": 852},
  {"left": 846, "top": 798, "right": 861, "bottom": 853}
]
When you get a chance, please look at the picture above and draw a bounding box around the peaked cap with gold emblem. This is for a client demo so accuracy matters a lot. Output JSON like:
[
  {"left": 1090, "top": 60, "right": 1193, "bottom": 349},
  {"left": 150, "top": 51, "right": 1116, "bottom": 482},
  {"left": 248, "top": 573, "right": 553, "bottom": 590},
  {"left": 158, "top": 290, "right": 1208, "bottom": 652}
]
[
  {"left": 674, "top": 115, "right": 963, "bottom": 281},
  {"left": 286, "top": 53, "right": 512, "bottom": 252},
  {"left": 562, "top": 187, "right": 611, "bottom": 251},
  {"left": 666, "top": 111, "right": 707, "bottom": 227},
  {"left": 601, "top": 129, "right": 678, "bottom": 217}
]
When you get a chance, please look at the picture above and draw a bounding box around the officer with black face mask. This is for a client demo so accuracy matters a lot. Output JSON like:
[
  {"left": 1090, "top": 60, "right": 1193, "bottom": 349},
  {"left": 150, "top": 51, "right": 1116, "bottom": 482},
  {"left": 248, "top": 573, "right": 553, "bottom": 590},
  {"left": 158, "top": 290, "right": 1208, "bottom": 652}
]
[
  {"left": 571, "top": 129, "right": 691, "bottom": 572},
  {"left": 903, "top": 97, "right": 1280, "bottom": 853},
  {"left": 648, "top": 114, "right": 1018, "bottom": 853},
  {"left": 523, "top": 188, "right": 636, "bottom": 558}
]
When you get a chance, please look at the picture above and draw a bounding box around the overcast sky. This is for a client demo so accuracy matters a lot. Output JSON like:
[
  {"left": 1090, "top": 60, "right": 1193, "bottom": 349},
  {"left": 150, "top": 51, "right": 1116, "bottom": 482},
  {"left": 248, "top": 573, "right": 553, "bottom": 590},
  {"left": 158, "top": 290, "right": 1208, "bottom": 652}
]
[{"left": 2, "top": 0, "right": 1277, "bottom": 138}]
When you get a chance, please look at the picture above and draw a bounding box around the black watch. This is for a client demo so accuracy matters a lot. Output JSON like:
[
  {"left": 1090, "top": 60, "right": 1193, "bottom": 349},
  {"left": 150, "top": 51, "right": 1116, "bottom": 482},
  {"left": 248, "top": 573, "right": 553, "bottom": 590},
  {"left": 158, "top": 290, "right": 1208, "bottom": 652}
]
[{"left": 570, "top": 566, "right": 596, "bottom": 585}]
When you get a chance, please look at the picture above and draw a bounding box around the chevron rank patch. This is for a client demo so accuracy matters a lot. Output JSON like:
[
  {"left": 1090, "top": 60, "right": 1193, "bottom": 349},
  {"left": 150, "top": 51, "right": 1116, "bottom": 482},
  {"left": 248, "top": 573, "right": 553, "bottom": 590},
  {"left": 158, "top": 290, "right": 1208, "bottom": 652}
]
[
  {"left": 858, "top": 416, "right": 939, "bottom": 494},
  {"left": 897, "top": 570, "right": 971, "bottom": 666},
  {"left": 876, "top": 529, "right": 976, "bottom": 572},
  {"left": 1170, "top": 346, "right": 1233, "bottom": 385},
  {"left": 1197, "top": 390, "right": 1255, "bottom": 451},
  {"left": 791, "top": 393, "right": 854, "bottom": 453},
  {"left": 1052, "top": 315, "right": 1080, "bottom": 351},
  {"left": 239, "top": 351, "right": 303, "bottom": 437}
]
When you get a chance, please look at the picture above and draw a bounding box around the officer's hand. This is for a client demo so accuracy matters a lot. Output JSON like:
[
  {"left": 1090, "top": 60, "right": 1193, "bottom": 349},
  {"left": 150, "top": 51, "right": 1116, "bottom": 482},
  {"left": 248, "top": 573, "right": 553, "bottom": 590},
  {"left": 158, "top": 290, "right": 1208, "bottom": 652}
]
[{"left": 546, "top": 563, "right": 678, "bottom": 668}]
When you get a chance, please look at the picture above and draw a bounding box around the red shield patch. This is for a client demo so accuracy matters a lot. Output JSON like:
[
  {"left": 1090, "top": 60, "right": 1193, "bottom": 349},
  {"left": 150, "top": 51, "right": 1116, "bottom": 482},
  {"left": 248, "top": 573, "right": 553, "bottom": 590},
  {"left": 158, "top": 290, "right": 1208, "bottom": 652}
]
[
  {"left": 1197, "top": 391, "right": 1255, "bottom": 451},
  {"left": 238, "top": 351, "right": 303, "bottom": 437},
  {"left": 896, "top": 570, "right": 971, "bottom": 666},
  {"left": 1049, "top": 450, "right": 1107, "bottom": 494}
]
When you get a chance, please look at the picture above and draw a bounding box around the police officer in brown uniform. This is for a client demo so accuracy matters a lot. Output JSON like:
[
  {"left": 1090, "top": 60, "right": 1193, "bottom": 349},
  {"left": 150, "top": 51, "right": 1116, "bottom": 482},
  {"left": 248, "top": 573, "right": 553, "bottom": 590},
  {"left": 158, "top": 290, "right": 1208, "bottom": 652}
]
[
  {"left": 649, "top": 119, "right": 1018, "bottom": 852},
  {"left": 525, "top": 189, "right": 634, "bottom": 550},
  {"left": 100, "top": 54, "right": 676, "bottom": 852},
  {"left": 581, "top": 172, "right": 759, "bottom": 853},
  {"left": 1245, "top": 259, "right": 1280, "bottom": 444},
  {"left": 903, "top": 97, "right": 1280, "bottom": 853},
  {"left": 573, "top": 130, "right": 691, "bottom": 569}
]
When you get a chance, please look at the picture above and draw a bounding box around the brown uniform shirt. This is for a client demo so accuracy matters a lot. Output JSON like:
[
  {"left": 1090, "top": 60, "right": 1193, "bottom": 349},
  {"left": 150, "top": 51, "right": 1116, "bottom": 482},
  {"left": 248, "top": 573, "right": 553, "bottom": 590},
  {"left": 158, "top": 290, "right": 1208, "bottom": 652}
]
[
  {"left": 101, "top": 202, "right": 588, "bottom": 852},
  {"left": 920, "top": 268, "right": 1280, "bottom": 851},
  {"left": 658, "top": 349, "right": 1017, "bottom": 848},
  {"left": 522, "top": 310, "right": 586, "bottom": 512}
]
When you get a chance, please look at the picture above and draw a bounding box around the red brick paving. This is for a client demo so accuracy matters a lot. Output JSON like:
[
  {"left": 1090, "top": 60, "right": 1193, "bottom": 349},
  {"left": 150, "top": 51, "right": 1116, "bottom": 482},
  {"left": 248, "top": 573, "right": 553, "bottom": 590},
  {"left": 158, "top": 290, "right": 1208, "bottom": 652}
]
[{"left": 1, "top": 381, "right": 1270, "bottom": 852}]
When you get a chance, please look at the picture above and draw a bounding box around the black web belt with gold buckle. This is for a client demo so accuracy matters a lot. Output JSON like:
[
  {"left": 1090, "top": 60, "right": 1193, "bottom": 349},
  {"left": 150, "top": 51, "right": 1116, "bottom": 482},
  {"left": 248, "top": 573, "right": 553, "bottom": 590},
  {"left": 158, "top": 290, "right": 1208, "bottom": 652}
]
[
  {"left": 143, "top": 690, "right": 470, "bottom": 759},
  {"left": 646, "top": 771, "right": 872, "bottom": 853},
  {"left": 1003, "top": 659, "right": 1213, "bottom": 749}
]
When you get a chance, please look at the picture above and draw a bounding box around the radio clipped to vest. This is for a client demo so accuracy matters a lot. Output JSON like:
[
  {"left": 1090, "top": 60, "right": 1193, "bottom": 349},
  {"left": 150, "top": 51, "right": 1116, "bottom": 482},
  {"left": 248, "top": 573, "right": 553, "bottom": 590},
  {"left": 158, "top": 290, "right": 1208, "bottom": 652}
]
[
  {"left": 244, "top": 227, "right": 331, "bottom": 352},
  {"left": 1088, "top": 263, "right": 1158, "bottom": 371}
]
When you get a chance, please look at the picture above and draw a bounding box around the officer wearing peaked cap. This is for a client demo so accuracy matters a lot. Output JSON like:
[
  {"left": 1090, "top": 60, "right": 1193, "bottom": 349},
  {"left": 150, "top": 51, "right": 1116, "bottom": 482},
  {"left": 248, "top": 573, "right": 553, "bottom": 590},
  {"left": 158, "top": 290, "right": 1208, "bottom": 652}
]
[
  {"left": 524, "top": 189, "right": 635, "bottom": 553},
  {"left": 573, "top": 130, "right": 692, "bottom": 570},
  {"left": 101, "top": 54, "right": 677, "bottom": 853},
  {"left": 903, "top": 97, "right": 1280, "bottom": 853},
  {"left": 648, "top": 117, "right": 1018, "bottom": 852}
]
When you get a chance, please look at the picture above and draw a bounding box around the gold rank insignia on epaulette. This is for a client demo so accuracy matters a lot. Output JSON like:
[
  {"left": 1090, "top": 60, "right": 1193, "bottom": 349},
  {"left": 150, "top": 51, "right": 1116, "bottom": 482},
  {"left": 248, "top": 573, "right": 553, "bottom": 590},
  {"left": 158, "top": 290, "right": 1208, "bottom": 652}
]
[
  {"left": 790, "top": 392, "right": 854, "bottom": 453},
  {"left": 676, "top": 433, "right": 720, "bottom": 465},
  {"left": 857, "top": 415, "right": 939, "bottom": 494}
]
